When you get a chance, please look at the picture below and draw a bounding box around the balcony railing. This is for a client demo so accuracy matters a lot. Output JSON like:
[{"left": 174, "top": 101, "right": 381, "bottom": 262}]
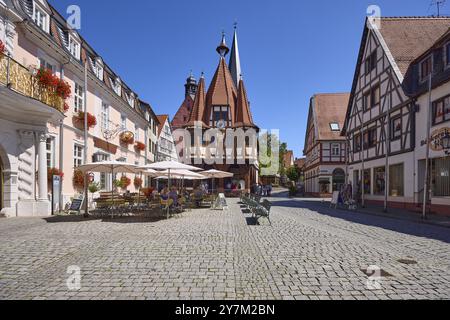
[{"left": 0, "top": 54, "right": 64, "bottom": 112}]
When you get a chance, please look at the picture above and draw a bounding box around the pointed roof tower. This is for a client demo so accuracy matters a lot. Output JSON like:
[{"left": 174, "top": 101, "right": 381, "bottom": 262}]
[
  {"left": 187, "top": 73, "right": 207, "bottom": 127},
  {"left": 236, "top": 77, "right": 256, "bottom": 128},
  {"left": 229, "top": 24, "right": 242, "bottom": 88},
  {"left": 205, "top": 33, "right": 238, "bottom": 125}
]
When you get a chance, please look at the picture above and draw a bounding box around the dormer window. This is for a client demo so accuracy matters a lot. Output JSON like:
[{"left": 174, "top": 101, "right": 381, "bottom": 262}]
[
  {"left": 90, "top": 57, "right": 104, "bottom": 80},
  {"left": 32, "top": 3, "right": 49, "bottom": 33},
  {"left": 126, "top": 92, "right": 135, "bottom": 108},
  {"left": 420, "top": 55, "right": 433, "bottom": 82},
  {"left": 68, "top": 36, "right": 80, "bottom": 60},
  {"left": 110, "top": 77, "right": 122, "bottom": 96},
  {"left": 210, "top": 106, "right": 231, "bottom": 128}
]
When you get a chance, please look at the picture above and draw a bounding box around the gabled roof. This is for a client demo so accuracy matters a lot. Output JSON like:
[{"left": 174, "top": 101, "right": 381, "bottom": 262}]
[
  {"left": 312, "top": 93, "right": 349, "bottom": 141},
  {"left": 377, "top": 17, "right": 450, "bottom": 77},
  {"left": 156, "top": 115, "right": 169, "bottom": 137},
  {"left": 171, "top": 95, "right": 194, "bottom": 129},
  {"left": 343, "top": 17, "right": 450, "bottom": 135}
]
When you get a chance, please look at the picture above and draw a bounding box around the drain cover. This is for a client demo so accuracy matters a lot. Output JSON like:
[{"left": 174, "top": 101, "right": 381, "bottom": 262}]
[
  {"left": 397, "top": 259, "right": 418, "bottom": 265},
  {"left": 360, "top": 268, "right": 393, "bottom": 277}
]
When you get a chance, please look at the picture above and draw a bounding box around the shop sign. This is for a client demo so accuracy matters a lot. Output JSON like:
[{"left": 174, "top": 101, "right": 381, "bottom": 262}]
[{"left": 430, "top": 128, "right": 450, "bottom": 151}]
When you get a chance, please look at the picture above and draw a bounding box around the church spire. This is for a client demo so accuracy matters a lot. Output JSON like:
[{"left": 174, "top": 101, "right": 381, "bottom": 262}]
[{"left": 229, "top": 23, "right": 242, "bottom": 88}]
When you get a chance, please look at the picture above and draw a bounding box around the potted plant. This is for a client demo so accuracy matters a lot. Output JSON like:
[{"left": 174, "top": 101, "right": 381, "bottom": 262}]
[
  {"left": 88, "top": 182, "right": 100, "bottom": 194},
  {"left": 135, "top": 141, "right": 146, "bottom": 152}
]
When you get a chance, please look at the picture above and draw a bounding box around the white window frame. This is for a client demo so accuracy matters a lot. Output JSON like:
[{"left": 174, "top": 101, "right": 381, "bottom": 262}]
[
  {"left": 32, "top": 3, "right": 49, "bottom": 33},
  {"left": 419, "top": 54, "right": 433, "bottom": 83},
  {"left": 46, "top": 137, "right": 55, "bottom": 168},
  {"left": 38, "top": 57, "right": 55, "bottom": 73},
  {"left": 331, "top": 143, "right": 340, "bottom": 156},
  {"left": 101, "top": 103, "right": 110, "bottom": 131},
  {"left": 135, "top": 124, "right": 140, "bottom": 142},
  {"left": 74, "top": 82, "right": 84, "bottom": 113},
  {"left": 121, "top": 115, "right": 127, "bottom": 130},
  {"left": 330, "top": 123, "right": 340, "bottom": 131},
  {"left": 73, "top": 144, "right": 84, "bottom": 168},
  {"left": 68, "top": 35, "right": 81, "bottom": 60}
]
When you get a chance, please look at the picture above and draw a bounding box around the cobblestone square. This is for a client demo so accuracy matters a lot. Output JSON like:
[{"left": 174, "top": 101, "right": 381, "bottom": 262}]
[{"left": 0, "top": 195, "right": 449, "bottom": 300}]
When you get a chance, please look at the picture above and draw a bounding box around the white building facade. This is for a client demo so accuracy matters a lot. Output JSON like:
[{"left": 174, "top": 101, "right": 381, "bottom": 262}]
[{"left": 0, "top": 0, "right": 159, "bottom": 217}]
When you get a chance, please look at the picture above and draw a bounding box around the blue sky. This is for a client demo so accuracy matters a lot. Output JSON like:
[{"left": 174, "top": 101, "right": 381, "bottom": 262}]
[{"left": 52, "top": 0, "right": 446, "bottom": 158}]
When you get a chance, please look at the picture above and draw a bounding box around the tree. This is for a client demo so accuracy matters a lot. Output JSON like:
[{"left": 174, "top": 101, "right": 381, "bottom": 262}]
[
  {"left": 286, "top": 166, "right": 300, "bottom": 182},
  {"left": 279, "top": 142, "right": 288, "bottom": 175}
]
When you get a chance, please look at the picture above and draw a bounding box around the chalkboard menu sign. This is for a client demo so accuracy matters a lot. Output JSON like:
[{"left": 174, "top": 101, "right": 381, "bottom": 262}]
[{"left": 69, "top": 196, "right": 84, "bottom": 213}]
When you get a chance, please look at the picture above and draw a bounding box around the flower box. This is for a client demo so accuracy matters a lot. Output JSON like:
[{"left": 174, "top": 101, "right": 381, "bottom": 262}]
[{"left": 74, "top": 111, "right": 97, "bottom": 129}]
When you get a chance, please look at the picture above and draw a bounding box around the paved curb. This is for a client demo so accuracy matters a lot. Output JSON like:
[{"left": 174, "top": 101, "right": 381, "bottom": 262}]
[{"left": 326, "top": 204, "right": 450, "bottom": 229}]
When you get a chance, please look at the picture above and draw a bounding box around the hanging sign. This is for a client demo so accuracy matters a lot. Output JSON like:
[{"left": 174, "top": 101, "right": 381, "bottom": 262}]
[{"left": 430, "top": 127, "right": 450, "bottom": 151}]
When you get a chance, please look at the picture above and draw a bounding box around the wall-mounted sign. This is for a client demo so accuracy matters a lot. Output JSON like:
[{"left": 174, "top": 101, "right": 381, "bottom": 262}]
[{"left": 430, "top": 127, "right": 450, "bottom": 151}]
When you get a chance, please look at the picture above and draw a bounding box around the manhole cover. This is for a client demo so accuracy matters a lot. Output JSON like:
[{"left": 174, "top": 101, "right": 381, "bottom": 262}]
[
  {"left": 397, "top": 259, "right": 418, "bottom": 265},
  {"left": 360, "top": 268, "right": 393, "bottom": 277}
]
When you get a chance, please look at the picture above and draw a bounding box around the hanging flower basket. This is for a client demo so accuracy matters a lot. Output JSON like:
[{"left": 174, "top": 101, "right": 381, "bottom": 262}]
[
  {"left": 114, "top": 176, "right": 131, "bottom": 190},
  {"left": 74, "top": 111, "right": 97, "bottom": 129},
  {"left": 64, "top": 103, "right": 70, "bottom": 113},
  {"left": 134, "top": 177, "right": 143, "bottom": 189},
  {"left": 47, "top": 168, "right": 64, "bottom": 183},
  {"left": 135, "top": 141, "right": 146, "bottom": 152},
  {"left": 73, "top": 169, "right": 85, "bottom": 190},
  {"left": 120, "top": 131, "right": 135, "bottom": 145}
]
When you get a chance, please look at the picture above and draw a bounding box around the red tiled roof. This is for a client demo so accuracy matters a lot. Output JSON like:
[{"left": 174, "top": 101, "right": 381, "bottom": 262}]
[
  {"left": 204, "top": 57, "right": 238, "bottom": 125},
  {"left": 313, "top": 93, "right": 349, "bottom": 141},
  {"left": 172, "top": 96, "right": 194, "bottom": 129},
  {"left": 378, "top": 17, "right": 450, "bottom": 76},
  {"left": 187, "top": 77, "right": 207, "bottom": 127},
  {"left": 156, "top": 115, "right": 169, "bottom": 137},
  {"left": 235, "top": 79, "right": 255, "bottom": 128}
]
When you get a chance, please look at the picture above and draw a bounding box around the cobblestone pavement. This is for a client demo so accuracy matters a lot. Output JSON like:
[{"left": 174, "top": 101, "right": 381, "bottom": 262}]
[{"left": 0, "top": 194, "right": 449, "bottom": 300}]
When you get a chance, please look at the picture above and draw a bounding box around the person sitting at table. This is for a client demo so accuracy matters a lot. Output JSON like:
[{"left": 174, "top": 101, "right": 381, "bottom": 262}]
[
  {"left": 168, "top": 187, "right": 179, "bottom": 206},
  {"left": 193, "top": 187, "right": 204, "bottom": 207},
  {"left": 160, "top": 187, "right": 169, "bottom": 200}
]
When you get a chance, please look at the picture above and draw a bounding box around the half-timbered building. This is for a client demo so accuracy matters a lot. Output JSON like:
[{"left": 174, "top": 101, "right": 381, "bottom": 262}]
[
  {"left": 343, "top": 17, "right": 450, "bottom": 213},
  {"left": 171, "top": 29, "right": 259, "bottom": 192},
  {"left": 303, "top": 93, "right": 349, "bottom": 197}
]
